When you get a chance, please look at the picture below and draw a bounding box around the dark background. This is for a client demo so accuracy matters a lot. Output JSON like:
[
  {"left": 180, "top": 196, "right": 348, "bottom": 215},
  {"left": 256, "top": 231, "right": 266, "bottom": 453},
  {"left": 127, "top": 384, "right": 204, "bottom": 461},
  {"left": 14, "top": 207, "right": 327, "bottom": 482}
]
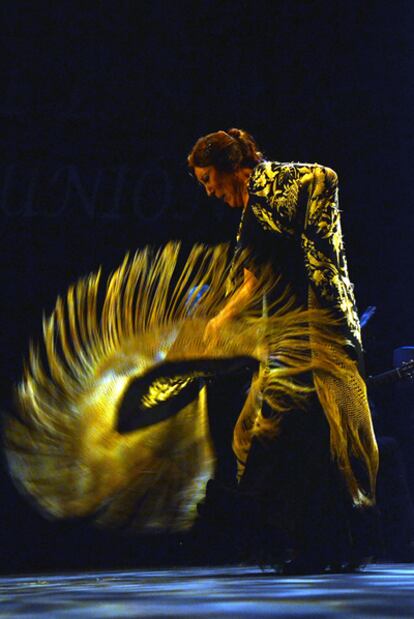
[{"left": 1, "top": 0, "right": 413, "bottom": 573}]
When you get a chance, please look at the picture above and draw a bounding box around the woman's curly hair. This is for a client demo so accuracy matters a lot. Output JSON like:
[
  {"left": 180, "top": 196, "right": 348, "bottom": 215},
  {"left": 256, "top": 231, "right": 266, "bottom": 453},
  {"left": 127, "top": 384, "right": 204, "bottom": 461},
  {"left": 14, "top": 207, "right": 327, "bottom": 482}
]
[{"left": 188, "top": 128, "right": 263, "bottom": 172}]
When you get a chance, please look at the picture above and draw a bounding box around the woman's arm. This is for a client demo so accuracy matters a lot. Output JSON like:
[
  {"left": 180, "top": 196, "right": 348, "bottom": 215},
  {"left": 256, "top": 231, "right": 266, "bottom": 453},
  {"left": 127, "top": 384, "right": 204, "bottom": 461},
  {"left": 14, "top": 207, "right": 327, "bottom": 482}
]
[
  {"left": 299, "top": 165, "right": 362, "bottom": 347},
  {"left": 219, "top": 268, "right": 258, "bottom": 320},
  {"left": 204, "top": 268, "right": 258, "bottom": 342}
]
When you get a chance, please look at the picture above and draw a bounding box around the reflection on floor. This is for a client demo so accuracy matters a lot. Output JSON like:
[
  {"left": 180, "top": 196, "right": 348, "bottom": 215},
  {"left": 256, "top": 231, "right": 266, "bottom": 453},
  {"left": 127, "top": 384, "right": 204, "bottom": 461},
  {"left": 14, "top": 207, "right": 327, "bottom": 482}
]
[{"left": 0, "top": 564, "right": 413, "bottom": 618}]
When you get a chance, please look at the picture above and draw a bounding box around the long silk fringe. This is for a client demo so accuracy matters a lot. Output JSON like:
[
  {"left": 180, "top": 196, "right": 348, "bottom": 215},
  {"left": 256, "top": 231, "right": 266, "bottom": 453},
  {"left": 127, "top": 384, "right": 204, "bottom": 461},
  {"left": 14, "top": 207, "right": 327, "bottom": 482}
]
[{"left": 4, "top": 242, "right": 377, "bottom": 533}]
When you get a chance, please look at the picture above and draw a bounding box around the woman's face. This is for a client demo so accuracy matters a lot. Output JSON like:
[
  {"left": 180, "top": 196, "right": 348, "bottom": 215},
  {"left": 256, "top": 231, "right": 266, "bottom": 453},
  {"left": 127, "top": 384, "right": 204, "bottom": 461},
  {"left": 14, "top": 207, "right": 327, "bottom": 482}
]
[{"left": 194, "top": 165, "right": 246, "bottom": 208}]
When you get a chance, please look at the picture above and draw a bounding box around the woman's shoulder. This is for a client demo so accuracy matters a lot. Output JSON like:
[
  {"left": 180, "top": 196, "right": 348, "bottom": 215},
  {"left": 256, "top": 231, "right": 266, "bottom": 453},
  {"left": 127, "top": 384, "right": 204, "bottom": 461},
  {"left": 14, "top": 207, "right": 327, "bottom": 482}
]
[
  {"left": 248, "top": 160, "right": 304, "bottom": 194},
  {"left": 249, "top": 161, "right": 337, "bottom": 195}
]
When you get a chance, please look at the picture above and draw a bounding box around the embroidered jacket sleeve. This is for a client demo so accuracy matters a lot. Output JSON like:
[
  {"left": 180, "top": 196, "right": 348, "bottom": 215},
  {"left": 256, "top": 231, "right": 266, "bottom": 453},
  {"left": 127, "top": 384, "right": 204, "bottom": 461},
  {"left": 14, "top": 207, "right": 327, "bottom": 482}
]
[{"left": 248, "top": 161, "right": 362, "bottom": 348}]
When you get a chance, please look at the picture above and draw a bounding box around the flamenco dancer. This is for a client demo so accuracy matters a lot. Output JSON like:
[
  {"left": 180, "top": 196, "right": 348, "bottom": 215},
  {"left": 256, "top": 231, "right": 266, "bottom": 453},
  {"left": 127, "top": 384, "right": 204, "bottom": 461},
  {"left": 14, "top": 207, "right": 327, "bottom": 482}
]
[
  {"left": 4, "top": 128, "right": 378, "bottom": 573},
  {"left": 188, "top": 129, "right": 379, "bottom": 571}
]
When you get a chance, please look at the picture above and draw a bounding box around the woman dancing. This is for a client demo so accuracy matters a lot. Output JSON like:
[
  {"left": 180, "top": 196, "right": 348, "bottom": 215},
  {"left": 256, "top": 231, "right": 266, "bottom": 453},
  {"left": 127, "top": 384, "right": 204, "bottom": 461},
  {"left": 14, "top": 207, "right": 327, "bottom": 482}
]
[
  {"left": 4, "top": 128, "right": 378, "bottom": 574},
  {"left": 187, "top": 128, "right": 379, "bottom": 572}
]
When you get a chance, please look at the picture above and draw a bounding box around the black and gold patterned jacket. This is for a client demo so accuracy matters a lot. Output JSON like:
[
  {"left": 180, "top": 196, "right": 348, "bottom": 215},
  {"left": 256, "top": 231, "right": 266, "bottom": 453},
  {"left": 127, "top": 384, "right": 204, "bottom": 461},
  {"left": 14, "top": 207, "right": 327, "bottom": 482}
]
[
  {"left": 234, "top": 160, "right": 362, "bottom": 351},
  {"left": 231, "top": 162, "right": 378, "bottom": 504}
]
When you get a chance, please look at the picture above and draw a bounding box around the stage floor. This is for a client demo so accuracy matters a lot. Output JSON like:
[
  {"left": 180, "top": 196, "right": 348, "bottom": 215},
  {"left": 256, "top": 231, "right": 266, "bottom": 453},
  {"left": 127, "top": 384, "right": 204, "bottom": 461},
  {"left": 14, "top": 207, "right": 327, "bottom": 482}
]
[{"left": 0, "top": 564, "right": 413, "bottom": 618}]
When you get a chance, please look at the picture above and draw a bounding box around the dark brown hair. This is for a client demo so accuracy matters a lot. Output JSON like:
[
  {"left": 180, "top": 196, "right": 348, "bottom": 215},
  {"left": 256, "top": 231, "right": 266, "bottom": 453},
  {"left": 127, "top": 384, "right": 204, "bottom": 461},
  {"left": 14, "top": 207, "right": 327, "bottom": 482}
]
[{"left": 187, "top": 128, "right": 263, "bottom": 172}]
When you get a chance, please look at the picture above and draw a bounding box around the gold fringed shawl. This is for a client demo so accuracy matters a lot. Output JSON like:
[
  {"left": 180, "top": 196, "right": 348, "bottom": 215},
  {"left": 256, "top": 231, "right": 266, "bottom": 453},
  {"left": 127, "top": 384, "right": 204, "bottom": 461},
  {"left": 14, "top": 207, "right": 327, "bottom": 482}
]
[
  {"left": 309, "top": 288, "right": 378, "bottom": 507},
  {"left": 4, "top": 243, "right": 340, "bottom": 533},
  {"left": 231, "top": 161, "right": 378, "bottom": 506}
]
